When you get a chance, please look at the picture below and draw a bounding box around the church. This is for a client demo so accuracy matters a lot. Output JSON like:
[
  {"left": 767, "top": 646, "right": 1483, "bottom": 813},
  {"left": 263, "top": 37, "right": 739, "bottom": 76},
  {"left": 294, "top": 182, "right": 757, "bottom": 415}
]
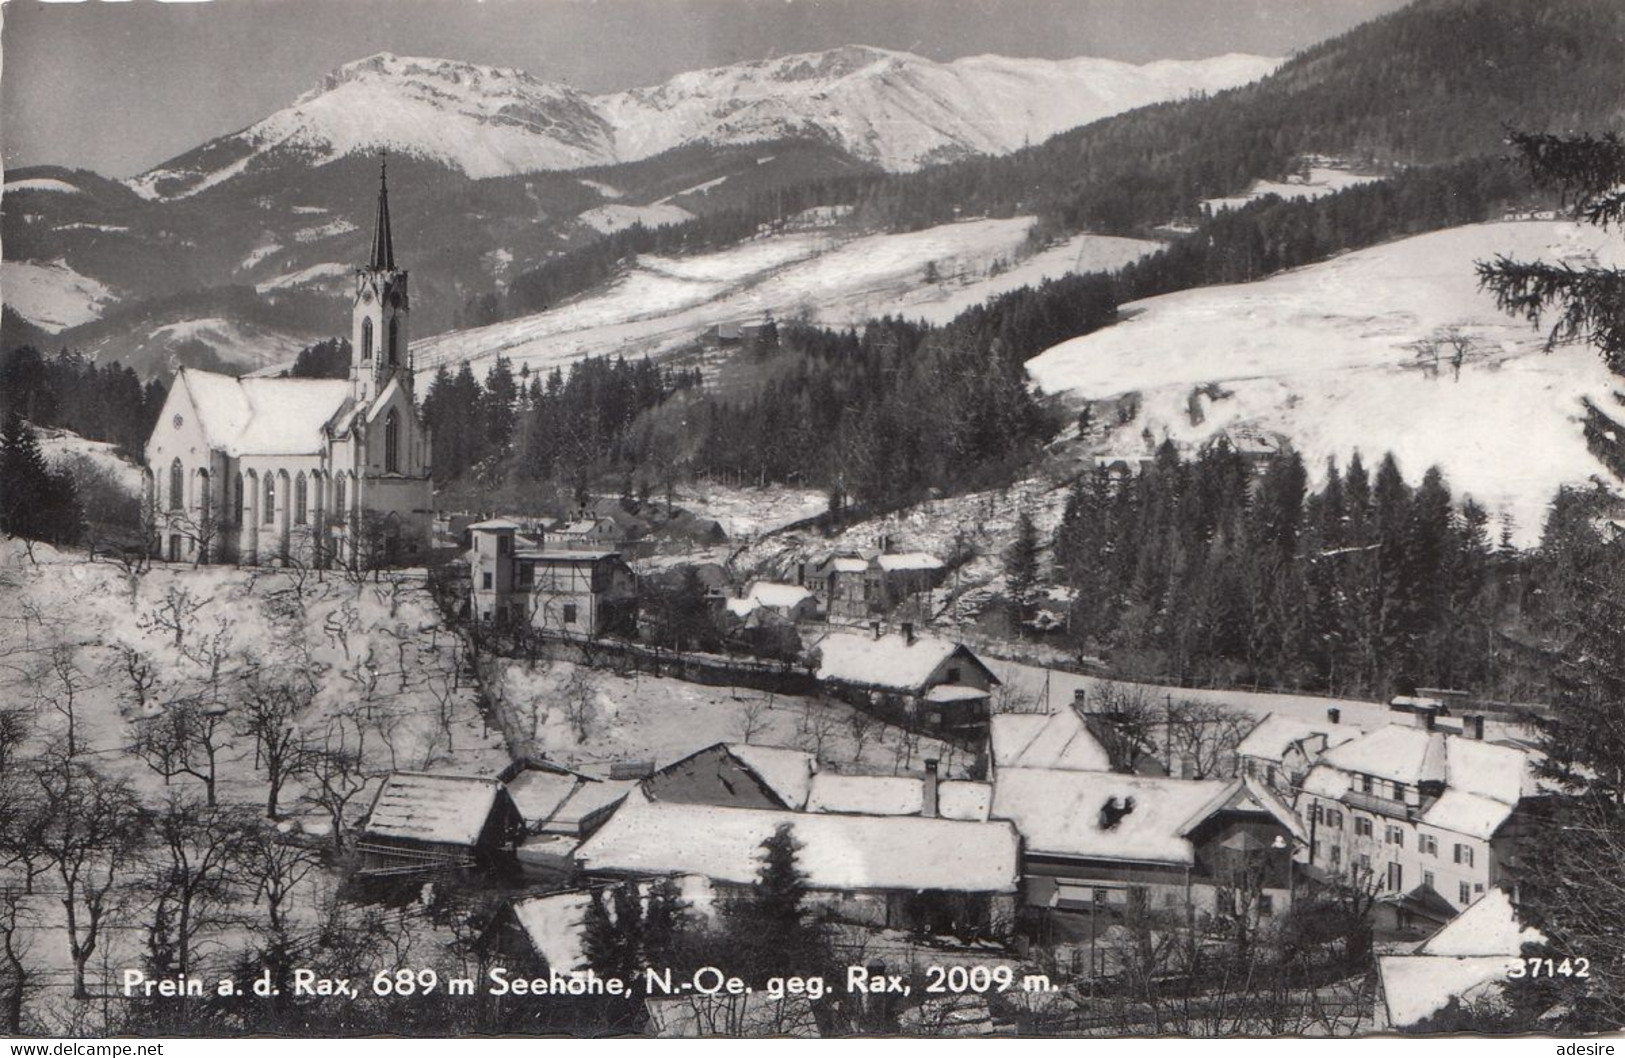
[{"left": 143, "top": 164, "right": 433, "bottom": 567}]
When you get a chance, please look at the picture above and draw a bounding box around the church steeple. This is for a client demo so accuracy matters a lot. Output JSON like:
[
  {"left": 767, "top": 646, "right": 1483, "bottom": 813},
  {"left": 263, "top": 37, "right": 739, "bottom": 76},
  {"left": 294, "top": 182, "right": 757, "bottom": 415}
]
[{"left": 369, "top": 153, "right": 395, "bottom": 272}]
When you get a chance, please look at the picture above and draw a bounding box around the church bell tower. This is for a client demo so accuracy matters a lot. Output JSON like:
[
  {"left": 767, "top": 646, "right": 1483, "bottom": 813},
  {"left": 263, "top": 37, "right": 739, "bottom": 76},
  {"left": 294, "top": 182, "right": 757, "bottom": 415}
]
[{"left": 351, "top": 156, "right": 411, "bottom": 406}]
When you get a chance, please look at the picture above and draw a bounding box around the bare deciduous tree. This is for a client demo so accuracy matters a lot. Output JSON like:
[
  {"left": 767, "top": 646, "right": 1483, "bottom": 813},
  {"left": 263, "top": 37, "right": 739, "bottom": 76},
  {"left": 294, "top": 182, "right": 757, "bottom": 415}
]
[
  {"left": 236, "top": 673, "right": 313, "bottom": 819},
  {"left": 139, "top": 585, "right": 205, "bottom": 650},
  {"left": 299, "top": 745, "right": 372, "bottom": 852},
  {"left": 144, "top": 795, "right": 253, "bottom": 976},
  {"left": 129, "top": 697, "right": 233, "bottom": 806}
]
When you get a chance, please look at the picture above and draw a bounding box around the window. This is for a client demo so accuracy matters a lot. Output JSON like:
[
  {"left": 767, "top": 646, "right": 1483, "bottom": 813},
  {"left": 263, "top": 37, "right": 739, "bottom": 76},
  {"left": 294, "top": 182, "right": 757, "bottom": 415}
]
[
  {"left": 1459, "top": 882, "right": 1472, "bottom": 905},
  {"left": 518, "top": 564, "right": 534, "bottom": 589},
  {"left": 169, "top": 459, "right": 184, "bottom": 510},
  {"left": 563, "top": 603, "right": 579, "bottom": 625},
  {"left": 1453, "top": 843, "right": 1474, "bottom": 867},
  {"left": 482, "top": 572, "right": 493, "bottom": 590},
  {"left": 235, "top": 474, "right": 244, "bottom": 523},
  {"left": 384, "top": 409, "right": 400, "bottom": 473},
  {"left": 497, "top": 535, "right": 509, "bottom": 556},
  {"left": 295, "top": 474, "right": 307, "bottom": 525},
  {"left": 334, "top": 476, "right": 346, "bottom": 522},
  {"left": 1423, "top": 870, "right": 1436, "bottom": 890},
  {"left": 1325, "top": 808, "right": 1343, "bottom": 830},
  {"left": 1387, "top": 862, "right": 1403, "bottom": 891},
  {"left": 1329, "top": 845, "right": 1341, "bottom": 867},
  {"left": 1258, "top": 894, "right": 1273, "bottom": 916},
  {"left": 1356, "top": 853, "right": 1370, "bottom": 873},
  {"left": 1385, "top": 825, "right": 1405, "bottom": 848},
  {"left": 167, "top": 534, "right": 181, "bottom": 562},
  {"left": 263, "top": 474, "right": 276, "bottom": 524},
  {"left": 947, "top": 666, "right": 962, "bottom": 683},
  {"left": 1475, "top": 883, "right": 1485, "bottom": 893},
  {"left": 1361, "top": 774, "right": 1374, "bottom": 795},
  {"left": 1354, "top": 817, "right": 1373, "bottom": 838},
  {"left": 1420, "top": 834, "right": 1438, "bottom": 856},
  {"left": 388, "top": 317, "right": 400, "bottom": 366},
  {"left": 362, "top": 317, "right": 373, "bottom": 360}
]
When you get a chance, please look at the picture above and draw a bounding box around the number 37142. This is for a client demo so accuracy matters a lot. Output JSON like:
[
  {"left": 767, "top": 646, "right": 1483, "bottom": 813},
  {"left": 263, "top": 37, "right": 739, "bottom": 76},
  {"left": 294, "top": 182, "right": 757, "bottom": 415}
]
[{"left": 1508, "top": 957, "right": 1590, "bottom": 979}]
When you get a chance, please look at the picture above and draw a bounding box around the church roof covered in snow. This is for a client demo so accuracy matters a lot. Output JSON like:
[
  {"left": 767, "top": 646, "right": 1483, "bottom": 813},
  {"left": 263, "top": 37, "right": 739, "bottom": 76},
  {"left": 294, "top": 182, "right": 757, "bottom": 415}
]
[{"left": 178, "top": 369, "right": 353, "bottom": 457}]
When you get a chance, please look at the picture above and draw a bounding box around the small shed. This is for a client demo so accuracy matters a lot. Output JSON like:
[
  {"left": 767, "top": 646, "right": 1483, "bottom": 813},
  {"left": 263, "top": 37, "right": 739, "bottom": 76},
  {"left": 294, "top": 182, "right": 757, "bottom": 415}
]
[{"left": 358, "top": 773, "right": 525, "bottom": 875}]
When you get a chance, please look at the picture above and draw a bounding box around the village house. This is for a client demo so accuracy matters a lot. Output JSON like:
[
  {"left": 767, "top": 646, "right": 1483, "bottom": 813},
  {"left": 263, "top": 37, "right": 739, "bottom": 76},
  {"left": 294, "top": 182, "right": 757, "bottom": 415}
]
[
  {"left": 811, "top": 626, "right": 999, "bottom": 732},
  {"left": 722, "top": 581, "right": 821, "bottom": 627},
  {"left": 501, "top": 760, "right": 640, "bottom": 876},
  {"left": 1295, "top": 719, "right": 1542, "bottom": 920},
  {"left": 803, "top": 551, "right": 872, "bottom": 620},
  {"left": 641, "top": 743, "right": 818, "bottom": 810},
  {"left": 988, "top": 706, "right": 1114, "bottom": 775},
  {"left": 1234, "top": 709, "right": 1362, "bottom": 799},
  {"left": 990, "top": 770, "right": 1305, "bottom": 932},
  {"left": 508, "top": 873, "right": 719, "bottom": 974},
  {"left": 143, "top": 164, "right": 432, "bottom": 566},
  {"left": 357, "top": 772, "right": 526, "bottom": 875},
  {"left": 798, "top": 549, "right": 947, "bottom": 620},
  {"left": 469, "top": 520, "right": 637, "bottom": 635},
  {"left": 574, "top": 796, "right": 1021, "bottom": 934},
  {"left": 544, "top": 513, "right": 622, "bottom": 551},
  {"left": 804, "top": 762, "right": 993, "bottom": 822},
  {"left": 1374, "top": 888, "right": 1546, "bottom": 1030}
]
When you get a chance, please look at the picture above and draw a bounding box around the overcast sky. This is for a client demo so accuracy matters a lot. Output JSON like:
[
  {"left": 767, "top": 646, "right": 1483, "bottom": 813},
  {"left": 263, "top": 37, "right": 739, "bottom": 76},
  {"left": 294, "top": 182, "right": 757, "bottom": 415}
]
[{"left": 2, "top": 0, "right": 1410, "bottom": 178}]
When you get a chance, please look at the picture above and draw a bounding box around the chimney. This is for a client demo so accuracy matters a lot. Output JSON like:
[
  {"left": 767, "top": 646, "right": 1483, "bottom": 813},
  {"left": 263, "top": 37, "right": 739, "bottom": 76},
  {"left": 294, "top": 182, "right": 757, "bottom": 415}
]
[
  {"left": 1327, "top": 707, "right": 1341, "bottom": 725},
  {"left": 1467, "top": 714, "right": 1485, "bottom": 740},
  {"left": 1419, "top": 709, "right": 1437, "bottom": 732},
  {"left": 922, "top": 758, "right": 939, "bottom": 818},
  {"left": 870, "top": 620, "right": 882, "bottom": 640},
  {"left": 902, "top": 621, "right": 915, "bottom": 645}
]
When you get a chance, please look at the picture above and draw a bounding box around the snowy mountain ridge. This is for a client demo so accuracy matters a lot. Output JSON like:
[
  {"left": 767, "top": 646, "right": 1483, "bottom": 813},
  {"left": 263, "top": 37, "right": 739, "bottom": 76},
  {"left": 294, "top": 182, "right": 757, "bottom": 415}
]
[{"left": 128, "top": 47, "right": 1281, "bottom": 198}]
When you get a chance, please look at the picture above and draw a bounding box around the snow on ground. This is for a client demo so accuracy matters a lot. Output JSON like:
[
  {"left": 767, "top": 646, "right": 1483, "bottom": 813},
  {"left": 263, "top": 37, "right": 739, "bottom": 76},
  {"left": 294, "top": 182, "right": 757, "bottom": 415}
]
[
  {"left": 144, "top": 316, "right": 311, "bottom": 370},
  {"left": 577, "top": 201, "right": 695, "bottom": 234},
  {"left": 239, "top": 242, "right": 283, "bottom": 271},
  {"left": 1, "top": 259, "right": 115, "bottom": 331},
  {"left": 35, "top": 427, "right": 144, "bottom": 495},
  {"left": 414, "top": 218, "right": 1159, "bottom": 382},
  {"left": 1201, "top": 165, "right": 1382, "bottom": 213},
  {"left": 1027, "top": 222, "right": 1625, "bottom": 544},
  {"left": 672, "top": 483, "right": 829, "bottom": 538},
  {"left": 578, "top": 178, "right": 623, "bottom": 199},
  {"left": 488, "top": 658, "right": 966, "bottom": 777},
  {"left": 293, "top": 218, "right": 358, "bottom": 242},
  {"left": 4, "top": 176, "right": 82, "bottom": 193},
  {"left": 255, "top": 261, "right": 351, "bottom": 293}
]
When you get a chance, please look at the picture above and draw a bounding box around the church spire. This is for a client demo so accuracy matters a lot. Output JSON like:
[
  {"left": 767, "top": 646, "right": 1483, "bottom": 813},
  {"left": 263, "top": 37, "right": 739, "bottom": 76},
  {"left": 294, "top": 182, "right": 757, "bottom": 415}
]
[{"left": 369, "top": 152, "right": 395, "bottom": 272}]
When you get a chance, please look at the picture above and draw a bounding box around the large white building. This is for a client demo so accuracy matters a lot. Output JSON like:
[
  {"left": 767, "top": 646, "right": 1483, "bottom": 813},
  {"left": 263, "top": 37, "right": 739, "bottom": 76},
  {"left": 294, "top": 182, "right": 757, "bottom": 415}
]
[
  {"left": 1297, "top": 720, "right": 1540, "bottom": 919},
  {"left": 143, "top": 163, "right": 432, "bottom": 566}
]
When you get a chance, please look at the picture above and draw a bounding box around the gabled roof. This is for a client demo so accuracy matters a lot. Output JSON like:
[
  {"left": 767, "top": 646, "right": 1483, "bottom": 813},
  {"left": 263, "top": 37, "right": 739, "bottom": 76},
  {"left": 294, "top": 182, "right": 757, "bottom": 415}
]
[
  {"left": 1419, "top": 889, "right": 1545, "bottom": 958},
  {"left": 177, "top": 368, "right": 351, "bottom": 458},
  {"left": 744, "top": 581, "right": 815, "bottom": 610},
  {"left": 468, "top": 518, "right": 521, "bottom": 531},
  {"left": 990, "top": 708, "right": 1111, "bottom": 772},
  {"left": 812, "top": 631, "right": 997, "bottom": 695},
  {"left": 1319, "top": 724, "right": 1447, "bottom": 786},
  {"left": 876, "top": 552, "right": 944, "bottom": 572},
  {"left": 722, "top": 744, "right": 817, "bottom": 809},
  {"left": 513, "top": 874, "right": 717, "bottom": 974},
  {"left": 506, "top": 769, "right": 583, "bottom": 828},
  {"left": 1178, "top": 775, "right": 1308, "bottom": 844},
  {"left": 805, "top": 774, "right": 923, "bottom": 816},
  {"left": 363, "top": 772, "right": 510, "bottom": 847},
  {"left": 1235, "top": 712, "right": 1361, "bottom": 764},
  {"left": 546, "top": 779, "right": 639, "bottom": 833},
  {"left": 577, "top": 799, "right": 1021, "bottom": 893}
]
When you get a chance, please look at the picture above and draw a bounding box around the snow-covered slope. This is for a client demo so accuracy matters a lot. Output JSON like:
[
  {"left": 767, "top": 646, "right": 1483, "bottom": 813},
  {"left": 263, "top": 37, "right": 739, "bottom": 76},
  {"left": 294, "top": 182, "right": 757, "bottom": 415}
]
[
  {"left": 128, "top": 48, "right": 1280, "bottom": 198},
  {"left": 1026, "top": 221, "right": 1625, "bottom": 543},
  {"left": 1, "top": 259, "right": 116, "bottom": 331},
  {"left": 413, "top": 217, "right": 1160, "bottom": 379}
]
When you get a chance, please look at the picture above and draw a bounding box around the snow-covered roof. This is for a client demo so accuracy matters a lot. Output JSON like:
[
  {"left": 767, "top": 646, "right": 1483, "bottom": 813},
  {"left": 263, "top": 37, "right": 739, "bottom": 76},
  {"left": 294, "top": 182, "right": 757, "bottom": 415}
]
[
  {"left": 1319, "top": 724, "right": 1447, "bottom": 786},
  {"left": 824, "top": 556, "right": 870, "bottom": 574},
  {"left": 469, "top": 518, "right": 520, "bottom": 531},
  {"left": 513, "top": 874, "right": 717, "bottom": 974},
  {"left": 938, "top": 780, "right": 993, "bottom": 822},
  {"left": 1419, "top": 789, "right": 1517, "bottom": 840},
  {"left": 547, "top": 779, "right": 639, "bottom": 832},
  {"left": 725, "top": 744, "right": 817, "bottom": 809},
  {"left": 992, "top": 770, "right": 1288, "bottom": 865},
  {"left": 1235, "top": 712, "right": 1360, "bottom": 764},
  {"left": 577, "top": 799, "right": 1020, "bottom": 893},
  {"left": 363, "top": 773, "right": 508, "bottom": 847},
  {"left": 876, "top": 552, "right": 943, "bottom": 572},
  {"left": 925, "top": 684, "right": 991, "bottom": 703},
  {"left": 745, "top": 581, "right": 814, "bottom": 610},
  {"left": 805, "top": 774, "right": 923, "bottom": 816},
  {"left": 1420, "top": 889, "right": 1545, "bottom": 958},
  {"left": 506, "top": 768, "right": 582, "bottom": 827},
  {"left": 179, "top": 368, "right": 352, "bottom": 457},
  {"left": 549, "top": 519, "right": 608, "bottom": 535},
  {"left": 724, "top": 598, "right": 759, "bottom": 618},
  {"left": 990, "top": 709, "right": 1111, "bottom": 772},
  {"left": 1377, "top": 954, "right": 1525, "bottom": 1028},
  {"left": 1378, "top": 889, "right": 1546, "bottom": 1028},
  {"left": 813, "top": 631, "right": 993, "bottom": 694},
  {"left": 1446, "top": 737, "right": 1539, "bottom": 803}
]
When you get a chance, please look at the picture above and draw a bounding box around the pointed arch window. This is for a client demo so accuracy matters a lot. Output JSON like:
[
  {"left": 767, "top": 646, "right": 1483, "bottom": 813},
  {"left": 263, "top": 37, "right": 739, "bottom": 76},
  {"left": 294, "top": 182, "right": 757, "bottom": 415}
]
[
  {"left": 169, "top": 459, "right": 184, "bottom": 511},
  {"left": 335, "top": 475, "right": 347, "bottom": 524},
  {"left": 361, "top": 317, "right": 374, "bottom": 361},
  {"left": 294, "top": 473, "right": 308, "bottom": 525},
  {"left": 234, "top": 473, "right": 244, "bottom": 524},
  {"left": 388, "top": 318, "right": 400, "bottom": 367},
  {"left": 384, "top": 409, "right": 401, "bottom": 473},
  {"left": 263, "top": 473, "right": 276, "bottom": 525}
]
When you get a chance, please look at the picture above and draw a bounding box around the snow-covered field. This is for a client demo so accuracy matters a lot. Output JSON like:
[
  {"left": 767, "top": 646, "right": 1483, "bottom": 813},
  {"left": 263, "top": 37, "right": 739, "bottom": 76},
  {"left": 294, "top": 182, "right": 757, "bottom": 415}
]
[
  {"left": 489, "top": 658, "right": 965, "bottom": 777},
  {"left": 141, "top": 316, "right": 312, "bottom": 371},
  {"left": 1027, "top": 221, "right": 1625, "bottom": 543},
  {"left": 1, "top": 259, "right": 115, "bottom": 331},
  {"left": 414, "top": 218, "right": 1160, "bottom": 380},
  {"left": 255, "top": 260, "right": 351, "bottom": 293},
  {"left": 577, "top": 201, "right": 694, "bottom": 234},
  {"left": 35, "top": 427, "right": 144, "bottom": 495},
  {"left": 672, "top": 483, "right": 830, "bottom": 538},
  {"left": 1201, "top": 165, "right": 1381, "bottom": 213}
]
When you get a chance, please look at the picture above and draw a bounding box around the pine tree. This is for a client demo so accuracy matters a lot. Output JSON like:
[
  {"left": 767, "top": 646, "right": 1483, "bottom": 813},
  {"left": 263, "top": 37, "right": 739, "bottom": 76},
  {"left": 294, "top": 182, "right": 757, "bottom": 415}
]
[
  {"left": 1, "top": 412, "right": 79, "bottom": 544},
  {"left": 1004, "top": 510, "right": 1041, "bottom": 631}
]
